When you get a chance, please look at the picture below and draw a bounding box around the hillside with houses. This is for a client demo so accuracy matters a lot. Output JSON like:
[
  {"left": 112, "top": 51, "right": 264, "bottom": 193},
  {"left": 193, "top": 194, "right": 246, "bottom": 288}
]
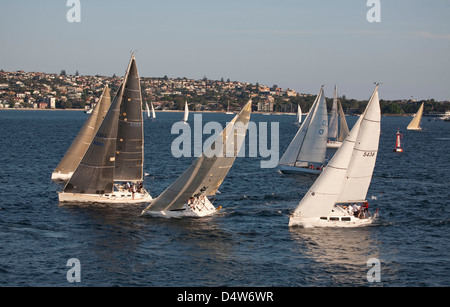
[{"left": 1, "top": 69, "right": 448, "bottom": 115}]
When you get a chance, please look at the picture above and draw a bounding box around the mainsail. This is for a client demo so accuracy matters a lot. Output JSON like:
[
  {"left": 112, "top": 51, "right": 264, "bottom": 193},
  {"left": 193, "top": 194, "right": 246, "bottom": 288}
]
[
  {"left": 114, "top": 56, "right": 144, "bottom": 182},
  {"left": 296, "top": 104, "right": 302, "bottom": 124},
  {"left": 328, "top": 85, "right": 339, "bottom": 140},
  {"left": 278, "top": 86, "right": 328, "bottom": 166},
  {"left": 151, "top": 102, "right": 156, "bottom": 119},
  {"left": 142, "top": 100, "right": 252, "bottom": 213},
  {"left": 183, "top": 101, "right": 189, "bottom": 122},
  {"left": 328, "top": 85, "right": 349, "bottom": 142},
  {"left": 407, "top": 102, "right": 424, "bottom": 130},
  {"left": 337, "top": 99, "right": 349, "bottom": 141},
  {"left": 146, "top": 102, "right": 150, "bottom": 118},
  {"left": 291, "top": 85, "right": 380, "bottom": 219},
  {"left": 63, "top": 55, "right": 143, "bottom": 194},
  {"left": 52, "top": 85, "right": 111, "bottom": 180}
]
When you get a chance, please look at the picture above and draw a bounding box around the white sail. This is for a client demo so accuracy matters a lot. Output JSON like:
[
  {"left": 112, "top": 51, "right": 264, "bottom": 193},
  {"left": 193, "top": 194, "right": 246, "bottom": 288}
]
[
  {"left": 296, "top": 104, "right": 302, "bottom": 124},
  {"left": 279, "top": 86, "right": 328, "bottom": 167},
  {"left": 327, "top": 85, "right": 349, "bottom": 148},
  {"left": 337, "top": 88, "right": 380, "bottom": 202},
  {"left": 290, "top": 85, "right": 380, "bottom": 222},
  {"left": 328, "top": 85, "right": 339, "bottom": 140},
  {"left": 151, "top": 102, "right": 156, "bottom": 119},
  {"left": 337, "top": 99, "right": 349, "bottom": 141},
  {"left": 407, "top": 102, "right": 424, "bottom": 130},
  {"left": 183, "top": 101, "right": 189, "bottom": 122},
  {"left": 146, "top": 102, "right": 150, "bottom": 118}
]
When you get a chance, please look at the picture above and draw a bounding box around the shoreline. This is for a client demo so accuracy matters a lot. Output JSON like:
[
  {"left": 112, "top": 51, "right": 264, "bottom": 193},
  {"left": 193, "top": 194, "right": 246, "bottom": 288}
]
[{"left": 0, "top": 107, "right": 433, "bottom": 117}]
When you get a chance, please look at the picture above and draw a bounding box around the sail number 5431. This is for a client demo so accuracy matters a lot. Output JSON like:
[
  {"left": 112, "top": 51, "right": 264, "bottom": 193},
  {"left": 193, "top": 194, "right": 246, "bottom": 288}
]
[{"left": 363, "top": 151, "right": 376, "bottom": 157}]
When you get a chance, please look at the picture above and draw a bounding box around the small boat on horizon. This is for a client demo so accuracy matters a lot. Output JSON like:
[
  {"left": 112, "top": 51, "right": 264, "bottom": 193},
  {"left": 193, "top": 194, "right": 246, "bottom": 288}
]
[
  {"left": 182, "top": 100, "right": 189, "bottom": 122},
  {"left": 295, "top": 103, "right": 302, "bottom": 125},
  {"left": 327, "top": 84, "right": 349, "bottom": 149},
  {"left": 225, "top": 101, "right": 234, "bottom": 114},
  {"left": 407, "top": 102, "right": 424, "bottom": 130},
  {"left": 146, "top": 102, "right": 156, "bottom": 119}
]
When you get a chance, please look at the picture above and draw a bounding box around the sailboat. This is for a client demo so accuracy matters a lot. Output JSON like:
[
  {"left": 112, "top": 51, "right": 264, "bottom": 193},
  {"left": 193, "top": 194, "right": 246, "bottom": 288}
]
[
  {"left": 151, "top": 102, "right": 156, "bottom": 119},
  {"left": 407, "top": 102, "right": 424, "bottom": 130},
  {"left": 52, "top": 85, "right": 111, "bottom": 181},
  {"left": 278, "top": 86, "right": 328, "bottom": 175},
  {"left": 141, "top": 100, "right": 252, "bottom": 218},
  {"left": 183, "top": 100, "right": 189, "bottom": 122},
  {"left": 58, "top": 54, "right": 152, "bottom": 204},
  {"left": 289, "top": 84, "right": 381, "bottom": 228},
  {"left": 145, "top": 102, "right": 151, "bottom": 118},
  {"left": 296, "top": 104, "right": 302, "bottom": 125},
  {"left": 145, "top": 102, "right": 156, "bottom": 119},
  {"left": 327, "top": 85, "right": 349, "bottom": 148},
  {"left": 226, "top": 101, "right": 234, "bottom": 114}
]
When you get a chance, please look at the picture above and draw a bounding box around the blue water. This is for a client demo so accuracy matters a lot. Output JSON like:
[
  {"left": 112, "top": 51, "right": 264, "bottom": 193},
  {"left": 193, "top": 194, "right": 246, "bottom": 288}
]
[{"left": 0, "top": 110, "right": 449, "bottom": 286}]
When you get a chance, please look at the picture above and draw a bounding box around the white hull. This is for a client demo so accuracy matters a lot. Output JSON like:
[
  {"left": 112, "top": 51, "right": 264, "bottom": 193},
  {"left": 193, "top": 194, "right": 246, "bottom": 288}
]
[
  {"left": 289, "top": 213, "right": 377, "bottom": 228},
  {"left": 279, "top": 165, "right": 323, "bottom": 175},
  {"left": 326, "top": 141, "right": 342, "bottom": 149},
  {"left": 59, "top": 190, "right": 152, "bottom": 204},
  {"left": 289, "top": 205, "right": 378, "bottom": 228},
  {"left": 406, "top": 127, "right": 421, "bottom": 131},
  {"left": 142, "top": 200, "right": 218, "bottom": 218},
  {"left": 51, "top": 171, "right": 73, "bottom": 181}
]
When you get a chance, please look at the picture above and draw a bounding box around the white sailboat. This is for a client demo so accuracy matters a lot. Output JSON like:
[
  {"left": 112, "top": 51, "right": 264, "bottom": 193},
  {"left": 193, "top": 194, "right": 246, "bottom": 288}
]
[
  {"left": 141, "top": 100, "right": 252, "bottom": 218},
  {"left": 52, "top": 85, "right": 111, "bottom": 181},
  {"left": 183, "top": 100, "right": 189, "bottom": 122},
  {"left": 327, "top": 85, "right": 349, "bottom": 148},
  {"left": 226, "top": 101, "right": 234, "bottom": 114},
  {"left": 145, "top": 102, "right": 151, "bottom": 118},
  {"left": 151, "top": 102, "right": 156, "bottom": 119},
  {"left": 289, "top": 84, "right": 381, "bottom": 228},
  {"left": 58, "top": 54, "right": 152, "bottom": 204},
  {"left": 145, "top": 102, "right": 156, "bottom": 119},
  {"left": 407, "top": 102, "right": 424, "bottom": 130},
  {"left": 296, "top": 104, "right": 302, "bottom": 125},
  {"left": 278, "top": 86, "right": 328, "bottom": 175}
]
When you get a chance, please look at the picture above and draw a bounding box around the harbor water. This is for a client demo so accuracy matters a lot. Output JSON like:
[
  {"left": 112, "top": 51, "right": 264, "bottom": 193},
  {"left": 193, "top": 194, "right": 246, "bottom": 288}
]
[{"left": 0, "top": 110, "right": 448, "bottom": 286}]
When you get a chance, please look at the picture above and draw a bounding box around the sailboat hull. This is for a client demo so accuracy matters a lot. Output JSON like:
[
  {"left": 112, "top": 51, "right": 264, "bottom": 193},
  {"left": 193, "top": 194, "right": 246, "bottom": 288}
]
[
  {"left": 142, "top": 199, "right": 218, "bottom": 218},
  {"left": 279, "top": 165, "right": 323, "bottom": 175},
  {"left": 51, "top": 171, "right": 74, "bottom": 181},
  {"left": 289, "top": 214, "right": 377, "bottom": 228},
  {"left": 58, "top": 190, "right": 152, "bottom": 204},
  {"left": 326, "top": 141, "right": 342, "bottom": 149}
]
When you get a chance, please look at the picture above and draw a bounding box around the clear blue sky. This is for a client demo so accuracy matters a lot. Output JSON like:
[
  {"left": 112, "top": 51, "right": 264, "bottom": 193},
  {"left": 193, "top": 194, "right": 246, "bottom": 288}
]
[{"left": 1, "top": 0, "right": 449, "bottom": 100}]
